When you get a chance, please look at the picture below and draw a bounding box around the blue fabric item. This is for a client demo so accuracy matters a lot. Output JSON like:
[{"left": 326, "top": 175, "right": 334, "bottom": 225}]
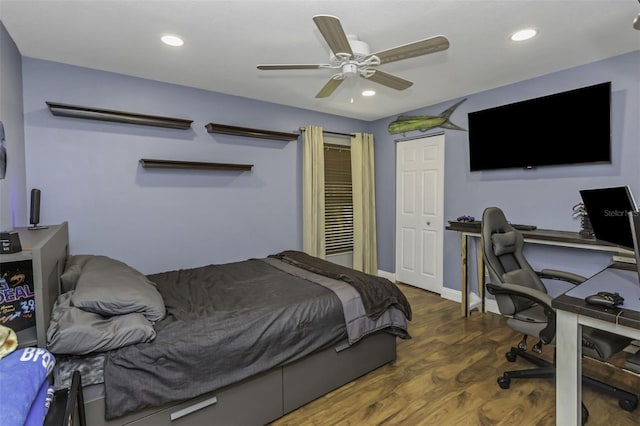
[
  {"left": 0, "top": 347, "right": 55, "bottom": 426},
  {"left": 24, "top": 381, "right": 51, "bottom": 426}
]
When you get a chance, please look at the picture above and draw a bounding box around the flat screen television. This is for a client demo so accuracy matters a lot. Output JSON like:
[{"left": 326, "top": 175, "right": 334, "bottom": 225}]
[
  {"left": 579, "top": 186, "right": 638, "bottom": 249},
  {"left": 468, "top": 82, "right": 611, "bottom": 171}
]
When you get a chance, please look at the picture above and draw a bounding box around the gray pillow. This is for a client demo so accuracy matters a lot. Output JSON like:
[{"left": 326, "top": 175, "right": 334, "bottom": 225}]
[
  {"left": 71, "top": 255, "right": 166, "bottom": 322},
  {"left": 60, "top": 255, "right": 94, "bottom": 292},
  {"left": 47, "top": 292, "right": 156, "bottom": 355},
  {"left": 492, "top": 231, "right": 517, "bottom": 256}
]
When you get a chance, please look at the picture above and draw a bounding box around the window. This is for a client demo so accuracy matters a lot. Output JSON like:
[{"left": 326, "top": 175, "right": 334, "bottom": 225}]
[{"left": 324, "top": 142, "right": 353, "bottom": 254}]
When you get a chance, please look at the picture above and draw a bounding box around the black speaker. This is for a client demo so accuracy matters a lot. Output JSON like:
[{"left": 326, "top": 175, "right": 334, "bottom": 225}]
[{"left": 29, "top": 188, "right": 41, "bottom": 228}]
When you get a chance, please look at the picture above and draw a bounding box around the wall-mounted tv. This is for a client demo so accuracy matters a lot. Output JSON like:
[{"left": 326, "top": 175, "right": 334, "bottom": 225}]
[{"left": 468, "top": 82, "right": 611, "bottom": 171}]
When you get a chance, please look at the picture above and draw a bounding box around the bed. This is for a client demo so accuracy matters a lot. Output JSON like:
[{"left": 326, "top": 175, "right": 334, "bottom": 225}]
[{"left": 34, "top": 224, "right": 411, "bottom": 426}]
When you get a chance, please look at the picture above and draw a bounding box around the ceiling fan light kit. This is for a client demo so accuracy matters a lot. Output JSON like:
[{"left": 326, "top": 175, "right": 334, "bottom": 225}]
[
  {"left": 341, "top": 63, "right": 359, "bottom": 78},
  {"left": 257, "top": 14, "right": 449, "bottom": 100}
]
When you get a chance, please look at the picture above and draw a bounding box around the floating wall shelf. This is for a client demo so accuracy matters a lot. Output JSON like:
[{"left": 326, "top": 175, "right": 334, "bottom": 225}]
[
  {"left": 139, "top": 159, "right": 253, "bottom": 171},
  {"left": 205, "top": 123, "right": 299, "bottom": 141},
  {"left": 46, "top": 102, "right": 193, "bottom": 130}
]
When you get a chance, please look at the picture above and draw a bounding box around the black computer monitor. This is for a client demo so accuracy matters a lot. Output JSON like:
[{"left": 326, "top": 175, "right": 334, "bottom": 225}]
[{"left": 579, "top": 186, "right": 638, "bottom": 249}]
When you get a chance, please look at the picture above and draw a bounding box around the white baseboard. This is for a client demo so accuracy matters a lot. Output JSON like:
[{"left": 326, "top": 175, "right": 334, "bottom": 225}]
[
  {"left": 379, "top": 269, "right": 499, "bottom": 315},
  {"left": 377, "top": 269, "right": 396, "bottom": 282},
  {"left": 439, "top": 286, "right": 459, "bottom": 302}
]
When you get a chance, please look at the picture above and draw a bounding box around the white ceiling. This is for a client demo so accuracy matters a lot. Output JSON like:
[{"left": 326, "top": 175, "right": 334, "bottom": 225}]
[{"left": 1, "top": 0, "right": 639, "bottom": 121}]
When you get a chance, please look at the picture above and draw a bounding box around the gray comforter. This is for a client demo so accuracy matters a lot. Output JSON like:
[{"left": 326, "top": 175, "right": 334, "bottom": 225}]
[
  {"left": 103, "top": 255, "right": 410, "bottom": 419},
  {"left": 271, "top": 250, "right": 412, "bottom": 320}
]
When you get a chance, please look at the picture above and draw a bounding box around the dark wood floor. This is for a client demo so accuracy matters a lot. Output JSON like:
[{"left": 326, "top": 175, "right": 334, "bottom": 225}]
[{"left": 272, "top": 284, "right": 639, "bottom": 425}]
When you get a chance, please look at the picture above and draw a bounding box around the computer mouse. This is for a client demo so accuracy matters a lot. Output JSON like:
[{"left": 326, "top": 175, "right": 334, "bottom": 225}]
[{"left": 585, "top": 292, "right": 624, "bottom": 308}]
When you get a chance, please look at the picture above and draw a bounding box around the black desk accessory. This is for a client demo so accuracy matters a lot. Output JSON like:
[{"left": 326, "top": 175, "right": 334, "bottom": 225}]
[
  {"left": 585, "top": 291, "right": 624, "bottom": 308},
  {"left": 0, "top": 231, "right": 22, "bottom": 253}
]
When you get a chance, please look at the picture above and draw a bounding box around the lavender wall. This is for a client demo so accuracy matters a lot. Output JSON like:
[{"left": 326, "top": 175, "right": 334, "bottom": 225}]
[
  {"left": 22, "top": 58, "right": 367, "bottom": 274},
  {"left": 371, "top": 50, "right": 640, "bottom": 293},
  {"left": 0, "top": 21, "right": 27, "bottom": 230}
]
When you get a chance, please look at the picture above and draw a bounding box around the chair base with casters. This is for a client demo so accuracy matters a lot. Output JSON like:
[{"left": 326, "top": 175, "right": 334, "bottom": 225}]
[
  {"left": 495, "top": 336, "right": 639, "bottom": 419},
  {"left": 497, "top": 345, "right": 555, "bottom": 390},
  {"left": 497, "top": 343, "right": 591, "bottom": 423}
]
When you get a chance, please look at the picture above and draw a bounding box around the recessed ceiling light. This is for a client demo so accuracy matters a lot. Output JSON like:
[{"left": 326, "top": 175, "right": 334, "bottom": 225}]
[
  {"left": 362, "top": 89, "right": 376, "bottom": 97},
  {"left": 161, "top": 35, "right": 184, "bottom": 47},
  {"left": 510, "top": 28, "right": 537, "bottom": 42}
]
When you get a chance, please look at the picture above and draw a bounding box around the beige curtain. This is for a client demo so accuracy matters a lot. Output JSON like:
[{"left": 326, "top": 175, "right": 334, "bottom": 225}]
[
  {"left": 351, "top": 132, "right": 378, "bottom": 274},
  {"left": 302, "top": 125, "right": 326, "bottom": 258}
]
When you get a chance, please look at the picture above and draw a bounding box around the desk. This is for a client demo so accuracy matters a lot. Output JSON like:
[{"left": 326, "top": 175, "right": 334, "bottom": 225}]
[
  {"left": 553, "top": 266, "right": 640, "bottom": 425},
  {"left": 446, "top": 222, "right": 634, "bottom": 317}
]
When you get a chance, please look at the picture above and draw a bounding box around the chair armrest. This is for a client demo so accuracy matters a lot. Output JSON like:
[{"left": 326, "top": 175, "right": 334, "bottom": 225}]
[
  {"left": 486, "top": 282, "right": 556, "bottom": 344},
  {"left": 538, "top": 269, "right": 586, "bottom": 285},
  {"left": 487, "top": 282, "right": 554, "bottom": 309}
]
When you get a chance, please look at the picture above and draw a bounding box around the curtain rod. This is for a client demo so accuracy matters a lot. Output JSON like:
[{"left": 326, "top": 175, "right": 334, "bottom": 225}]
[{"left": 299, "top": 127, "right": 355, "bottom": 137}]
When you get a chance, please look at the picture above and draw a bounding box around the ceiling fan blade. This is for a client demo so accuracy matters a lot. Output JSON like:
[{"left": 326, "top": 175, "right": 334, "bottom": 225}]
[
  {"left": 313, "top": 15, "right": 353, "bottom": 57},
  {"left": 257, "top": 64, "right": 323, "bottom": 70},
  {"left": 364, "top": 70, "right": 413, "bottom": 91},
  {"left": 315, "top": 78, "right": 344, "bottom": 98},
  {"left": 370, "top": 35, "right": 449, "bottom": 65}
]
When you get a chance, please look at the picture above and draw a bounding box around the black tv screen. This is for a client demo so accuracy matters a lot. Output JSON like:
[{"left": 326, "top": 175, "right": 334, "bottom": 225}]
[{"left": 468, "top": 82, "right": 611, "bottom": 171}]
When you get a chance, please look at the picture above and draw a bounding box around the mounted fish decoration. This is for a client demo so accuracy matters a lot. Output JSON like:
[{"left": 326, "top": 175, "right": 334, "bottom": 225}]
[{"left": 388, "top": 98, "right": 467, "bottom": 135}]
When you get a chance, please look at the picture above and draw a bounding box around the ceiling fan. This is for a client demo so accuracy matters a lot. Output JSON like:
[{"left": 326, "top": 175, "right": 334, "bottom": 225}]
[{"left": 257, "top": 15, "right": 450, "bottom": 99}]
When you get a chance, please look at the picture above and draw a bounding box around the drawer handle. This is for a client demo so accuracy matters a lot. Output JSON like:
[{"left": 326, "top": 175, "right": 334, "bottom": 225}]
[
  {"left": 170, "top": 396, "right": 218, "bottom": 421},
  {"left": 334, "top": 342, "right": 351, "bottom": 353}
]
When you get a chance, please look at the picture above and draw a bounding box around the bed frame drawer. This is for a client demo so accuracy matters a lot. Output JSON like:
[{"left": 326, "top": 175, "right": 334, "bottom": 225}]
[
  {"left": 81, "top": 368, "right": 283, "bottom": 426},
  {"left": 282, "top": 332, "right": 396, "bottom": 413},
  {"left": 125, "top": 368, "right": 283, "bottom": 426}
]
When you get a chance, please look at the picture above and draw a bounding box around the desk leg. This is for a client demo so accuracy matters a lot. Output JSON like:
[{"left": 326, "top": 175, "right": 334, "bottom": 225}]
[
  {"left": 556, "top": 309, "right": 582, "bottom": 426},
  {"left": 461, "top": 233, "right": 468, "bottom": 317},
  {"left": 477, "top": 236, "right": 485, "bottom": 313}
]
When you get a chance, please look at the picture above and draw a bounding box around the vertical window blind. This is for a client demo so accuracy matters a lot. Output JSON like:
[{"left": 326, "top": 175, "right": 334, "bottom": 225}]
[{"left": 324, "top": 143, "right": 353, "bottom": 254}]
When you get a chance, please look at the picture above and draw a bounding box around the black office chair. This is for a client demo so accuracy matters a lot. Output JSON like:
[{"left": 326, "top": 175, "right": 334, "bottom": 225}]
[{"left": 481, "top": 207, "right": 638, "bottom": 419}]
